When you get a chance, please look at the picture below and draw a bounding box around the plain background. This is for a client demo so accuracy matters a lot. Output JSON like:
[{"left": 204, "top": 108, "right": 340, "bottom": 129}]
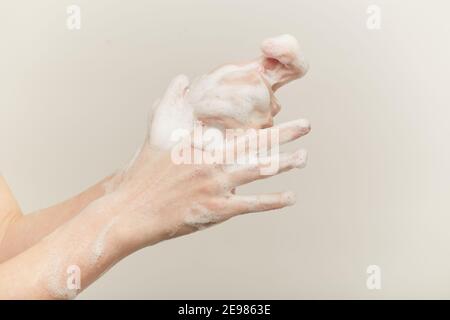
[{"left": 1, "top": 0, "right": 450, "bottom": 299}]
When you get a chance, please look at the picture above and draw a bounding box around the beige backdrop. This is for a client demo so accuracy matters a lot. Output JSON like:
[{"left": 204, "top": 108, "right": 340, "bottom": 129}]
[{"left": 1, "top": 0, "right": 450, "bottom": 299}]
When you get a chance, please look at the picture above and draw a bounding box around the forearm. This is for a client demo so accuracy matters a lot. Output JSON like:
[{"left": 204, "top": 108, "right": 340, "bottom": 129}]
[
  {"left": 0, "top": 175, "right": 115, "bottom": 262},
  {"left": 0, "top": 192, "right": 136, "bottom": 299},
  {"left": 0, "top": 176, "right": 23, "bottom": 251}
]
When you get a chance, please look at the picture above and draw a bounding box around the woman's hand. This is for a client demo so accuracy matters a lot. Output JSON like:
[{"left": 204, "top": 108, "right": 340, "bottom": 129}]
[{"left": 102, "top": 118, "right": 310, "bottom": 253}]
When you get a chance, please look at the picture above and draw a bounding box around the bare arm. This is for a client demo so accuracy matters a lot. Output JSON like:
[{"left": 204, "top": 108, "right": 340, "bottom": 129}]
[
  {"left": 0, "top": 177, "right": 23, "bottom": 250},
  {"left": 0, "top": 175, "right": 114, "bottom": 262},
  {"left": 0, "top": 193, "right": 127, "bottom": 299}
]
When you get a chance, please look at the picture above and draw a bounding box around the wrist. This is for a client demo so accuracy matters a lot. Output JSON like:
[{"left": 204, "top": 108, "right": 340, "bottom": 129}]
[{"left": 84, "top": 191, "right": 165, "bottom": 257}]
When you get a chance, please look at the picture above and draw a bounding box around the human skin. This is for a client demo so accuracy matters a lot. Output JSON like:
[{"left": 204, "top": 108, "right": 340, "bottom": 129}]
[
  {"left": 0, "top": 176, "right": 114, "bottom": 262},
  {"left": 0, "top": 35, "right": 310, "bottom": 298},
  {"left": 0, "top": 177, "right": 23, "bottom": 250}
]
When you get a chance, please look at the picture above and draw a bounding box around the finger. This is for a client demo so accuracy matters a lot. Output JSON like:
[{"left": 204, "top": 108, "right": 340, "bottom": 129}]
[
  {"left": 266, "top": 118, "right": 311, "bottom": 146},
  {"left": 150, "top": 75, "right": 192, "bottom": 149},
  {"left": 228, "top": 149, "right": 307, "bottom": 187},
  {"left": 225, "top": 118, "right": 310, "bottom": 155},
  {"left": 224, "top": 191, "right": 296, "bottom": 217}
]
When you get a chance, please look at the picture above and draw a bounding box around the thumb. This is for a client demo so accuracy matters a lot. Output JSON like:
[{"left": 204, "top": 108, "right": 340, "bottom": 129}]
[{"left": 160, "top": 74, "right": 190, "bottom": 106}]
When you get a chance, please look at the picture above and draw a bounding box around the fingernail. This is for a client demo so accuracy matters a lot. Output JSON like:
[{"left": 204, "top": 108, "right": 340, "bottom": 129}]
[
  {"left": 283, "top": 119, "right": 310, "bottom": 135},
  {"left": 293, "top": 149, "right": 308, "bottom": 168},
  {"left": 297, "top": 119, "right": 311, "bottom": 133},
  {"left": 282, "top": 191, "right": 296, "bottom": 206}
]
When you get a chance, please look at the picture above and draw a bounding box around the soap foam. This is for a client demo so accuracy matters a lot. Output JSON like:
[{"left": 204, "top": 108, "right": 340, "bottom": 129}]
[
  {"left": 91, "top": 216, "right": 119, "bottom": 264},
  {"left": 148, "top": 35, "right": 307, "bottom": 151},
  {"left": 45, "top": 255, "right": 79, "bottom": 300},
  {"left": 183, "top": 203, "right": 222, "bottom": 230}
]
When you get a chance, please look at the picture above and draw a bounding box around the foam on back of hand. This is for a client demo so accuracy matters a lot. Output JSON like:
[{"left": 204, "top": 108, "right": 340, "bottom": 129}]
[{"left": 149, "top": 34, "right": 308, "bottom": 149}]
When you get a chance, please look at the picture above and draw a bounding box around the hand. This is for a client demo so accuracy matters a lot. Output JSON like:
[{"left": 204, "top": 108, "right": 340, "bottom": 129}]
[
  {"left": 101, "top": 33, "right": 311, "bottom": 251},
  {"left": 103, "top": 118, "right": 310, "bottom": 253},
  {"left": 149, "top": 34, "right": 308, "bottom": 149}
]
